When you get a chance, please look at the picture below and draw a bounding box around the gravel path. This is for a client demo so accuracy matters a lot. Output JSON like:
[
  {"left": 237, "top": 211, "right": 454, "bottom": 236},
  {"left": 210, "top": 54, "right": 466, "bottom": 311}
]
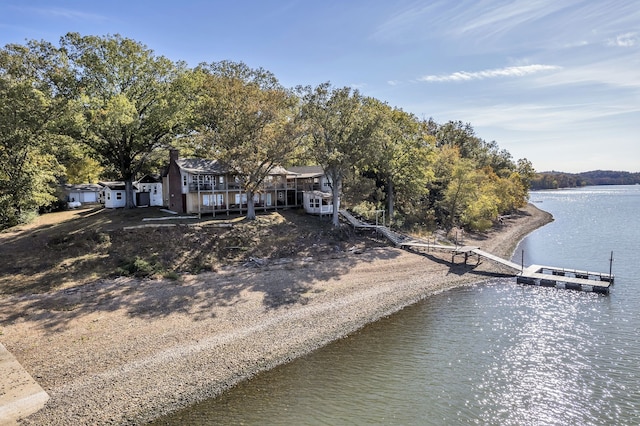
[{"left": 1, "top": 204, "right": 552, "bottom": 425}]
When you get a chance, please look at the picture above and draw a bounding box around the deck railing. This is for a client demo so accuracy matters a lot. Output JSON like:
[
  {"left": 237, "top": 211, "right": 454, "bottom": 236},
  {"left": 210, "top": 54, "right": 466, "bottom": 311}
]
[{"left": 190, "top": 182, "right": 296, "bottom": 192}]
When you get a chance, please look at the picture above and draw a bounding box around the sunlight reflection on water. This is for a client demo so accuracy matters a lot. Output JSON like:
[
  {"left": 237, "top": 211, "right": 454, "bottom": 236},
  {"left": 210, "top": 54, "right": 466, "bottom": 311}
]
[{"left": 154, "top": 186, "right": 640, "bottom": 426}]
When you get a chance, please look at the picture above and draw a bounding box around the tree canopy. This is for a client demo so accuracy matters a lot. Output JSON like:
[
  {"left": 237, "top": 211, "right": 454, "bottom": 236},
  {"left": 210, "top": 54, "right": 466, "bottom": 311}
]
[
  {"left": 62, "top": 32, "right": 191, "bottom": 207},
  {"left": 299, "top": 83, "right": 376, "bottom": 226},
  {"left": 0, "top": 33, "right": 535, "bottom": 232},
  {"left": 0, "top": 39, "right": 73, "bottom": 227},
  {"left": 196, "top": 61, "right": 304, "bottom": 220}
]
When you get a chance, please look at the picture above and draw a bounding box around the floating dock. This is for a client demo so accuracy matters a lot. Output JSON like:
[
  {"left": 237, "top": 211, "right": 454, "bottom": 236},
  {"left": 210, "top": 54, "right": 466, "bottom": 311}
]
[
  {"left": 516, "top": 265, "right": 613, "bottom": 294},
  {"left": 401, "top": 242, "right": 614, "bottom": 294},
  {"left": 339, "top": 210, "right": 615, "bottom": 294}
]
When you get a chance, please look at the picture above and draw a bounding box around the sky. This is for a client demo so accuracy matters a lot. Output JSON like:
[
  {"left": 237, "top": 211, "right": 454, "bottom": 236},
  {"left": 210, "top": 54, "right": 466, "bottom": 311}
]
[{"left": 1, "top": 0, "right": 638, "bottom": 173}]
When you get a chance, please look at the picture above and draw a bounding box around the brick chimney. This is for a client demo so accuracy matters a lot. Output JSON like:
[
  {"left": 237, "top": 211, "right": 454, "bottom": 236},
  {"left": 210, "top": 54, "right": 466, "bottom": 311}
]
[
  {"left": 169, "top": 148, "right": 179, "bottom": 164},
  {"left": 168, "top": 148, "right": 185, "bottom": 213}
]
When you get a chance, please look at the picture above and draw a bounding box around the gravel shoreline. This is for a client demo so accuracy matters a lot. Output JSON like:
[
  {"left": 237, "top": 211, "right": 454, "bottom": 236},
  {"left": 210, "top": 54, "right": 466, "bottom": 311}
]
[{"left": 2, "top": 204, "right": 552, "bottom": 425}]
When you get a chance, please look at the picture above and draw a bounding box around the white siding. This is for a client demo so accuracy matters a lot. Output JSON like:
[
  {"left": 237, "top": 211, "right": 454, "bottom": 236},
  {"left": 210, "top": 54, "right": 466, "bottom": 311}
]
[{"left": 103, "top": 188, "right": 127, "bottom": 208}]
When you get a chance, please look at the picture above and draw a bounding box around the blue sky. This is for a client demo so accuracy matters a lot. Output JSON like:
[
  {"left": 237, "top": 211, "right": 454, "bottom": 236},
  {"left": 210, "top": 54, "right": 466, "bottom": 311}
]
[{"left": 2, "top": 0, "right": 639, "bottom": 173}]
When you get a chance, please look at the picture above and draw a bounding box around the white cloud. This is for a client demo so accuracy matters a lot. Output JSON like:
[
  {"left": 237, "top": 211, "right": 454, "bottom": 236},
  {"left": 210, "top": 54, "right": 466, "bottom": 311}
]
[
  {"left": 350, "top": 83, "right": 367, "bottom": 90},
  {"left": 607, "top": 32, "right": 638, "bottom": 47},
  {"left": 419, "top": 64, "right": 561, "bottom": 83}
]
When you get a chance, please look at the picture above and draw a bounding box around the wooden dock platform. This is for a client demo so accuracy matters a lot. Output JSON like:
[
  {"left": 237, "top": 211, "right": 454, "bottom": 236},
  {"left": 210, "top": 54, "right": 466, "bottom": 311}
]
[{"left": 339, "top": 210, "right": 614, "bottom": 294}]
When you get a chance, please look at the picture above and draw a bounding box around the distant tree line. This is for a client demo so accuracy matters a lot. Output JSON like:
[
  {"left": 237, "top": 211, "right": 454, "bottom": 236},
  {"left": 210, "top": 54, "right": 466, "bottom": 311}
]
[
  {"left": 531, "top": 170, "right": 640, "bottom": 190},
  {"left": 1, "top": 33, "right": 535, "bottom": 232}
]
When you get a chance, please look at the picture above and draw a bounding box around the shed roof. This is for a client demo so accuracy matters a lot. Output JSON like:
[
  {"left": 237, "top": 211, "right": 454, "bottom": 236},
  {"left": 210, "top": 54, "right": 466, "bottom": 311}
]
[
  {"left": 64, "top": 183, "right": 102, "bottom": 192},
  {"left": 136, "top": 174, "right": 161, "bottom": 184},
  {"left": 98, "top": 181, "right": 139, "bottom": 191}
]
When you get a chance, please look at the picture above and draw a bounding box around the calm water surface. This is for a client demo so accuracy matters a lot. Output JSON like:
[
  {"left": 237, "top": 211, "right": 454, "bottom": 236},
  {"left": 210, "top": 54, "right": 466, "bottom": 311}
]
[{"left": 155, "top": 185, "right": 640, "bottom": 425}]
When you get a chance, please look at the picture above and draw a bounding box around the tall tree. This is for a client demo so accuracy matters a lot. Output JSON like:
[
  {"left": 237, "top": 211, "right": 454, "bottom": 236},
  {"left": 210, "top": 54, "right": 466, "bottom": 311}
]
[
  {"left": 436, "top": 120, "right": 482, "bottom": 159},
  {"left": 516, "top": 158, "right": 536, "bottom": 192},
  {"left": 300, "top": 83, "right": 373, "bottom": 227},
  {"left": 365, "top": 100, "right": 435, "bottom": 224},
  {"left": 196, "top": 61, "right": 304, "bottom": 220},
  {"left": 0, "top": 40, "right": 73, "bottom": 228},
  {"left": 441, "top": 158, "right": 478, "bottom": 229},
  {"left": 62, "top": 33, "right": 191, "bottom": 208}
]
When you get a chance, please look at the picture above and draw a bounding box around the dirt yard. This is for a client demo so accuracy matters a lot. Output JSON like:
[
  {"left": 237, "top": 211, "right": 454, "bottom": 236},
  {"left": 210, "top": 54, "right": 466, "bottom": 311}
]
[{"left": 0, "top": 206, "right": 384, "bottom": 295}]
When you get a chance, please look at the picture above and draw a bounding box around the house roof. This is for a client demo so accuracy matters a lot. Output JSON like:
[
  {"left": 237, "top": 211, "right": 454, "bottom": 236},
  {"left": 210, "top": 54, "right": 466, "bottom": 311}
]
[
  {"left": 309, "top": 190, "right": 333, "bottom": 199},
  {"left": 175, "top": 158, "right": 290, "bottom": 176},
  {"left": 287, "top": 166, "right": 325, "bottom": 179},
  {"left": 176, "top": 158, "right": 230, "bottom": 174},
  {"left": 269, "top": 165, "right": 291, "bottom": 176}
]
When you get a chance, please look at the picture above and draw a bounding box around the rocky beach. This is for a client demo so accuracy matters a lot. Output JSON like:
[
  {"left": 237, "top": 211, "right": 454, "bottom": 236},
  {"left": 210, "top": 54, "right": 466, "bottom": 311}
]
[{"left": 0, "top": 204, "right": 552, "bottom": 425}]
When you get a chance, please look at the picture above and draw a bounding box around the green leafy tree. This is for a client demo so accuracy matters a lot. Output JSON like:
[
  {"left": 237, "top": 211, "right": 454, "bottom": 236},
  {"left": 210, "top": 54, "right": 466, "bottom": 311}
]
[
  {"left": 364, "top": 100, "right": 435, "bottom": 225},
  {"left": 196, "top": 61, "right": 304, "bottom": 220},
  {"left": 462, "top": 190, "right": 498, "bottom": 231},
  {"left": 441, "top": 158, "right": 478, "bottom": 229},
  {"left": 0, "top": 40, "right": 73, "bottom": 228},
  {"left": 63, "top": 148, "right": 103, "bottom": 184},
  {"left": 516, "top": 158, "right": 536, "bottom": 192},
  {"left": 300, "top": 83, "right": 374, "bottom": 227},
  {"left": 435, "top": 120, "right": 483, "bottom": 160},
  {"left": 62, "top": 33, "right": 191, "bottom": 208}
]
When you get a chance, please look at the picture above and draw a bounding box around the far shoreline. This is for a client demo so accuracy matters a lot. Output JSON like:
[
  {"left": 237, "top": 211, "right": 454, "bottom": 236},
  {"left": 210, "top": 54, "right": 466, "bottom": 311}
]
[{"left": 6, "top": 203, "right": 553, "bottom": 425}]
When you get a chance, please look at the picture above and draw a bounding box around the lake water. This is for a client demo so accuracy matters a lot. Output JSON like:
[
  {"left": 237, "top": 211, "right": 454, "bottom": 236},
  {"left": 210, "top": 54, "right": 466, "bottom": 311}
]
[{"left": 154, "top": 185, "right": 640, "bottom": 425}]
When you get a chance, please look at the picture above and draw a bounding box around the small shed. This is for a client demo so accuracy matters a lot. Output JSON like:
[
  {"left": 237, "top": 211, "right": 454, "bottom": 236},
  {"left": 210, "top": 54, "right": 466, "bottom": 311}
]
[{"left": 99, "top": 181, "right": 131, "bottom": 209}]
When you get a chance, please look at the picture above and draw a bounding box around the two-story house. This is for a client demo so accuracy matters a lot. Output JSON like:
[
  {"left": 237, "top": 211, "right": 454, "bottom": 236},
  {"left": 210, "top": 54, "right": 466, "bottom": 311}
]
[{"left": 163, "top": 150, "right": 337, "bottom": 216}]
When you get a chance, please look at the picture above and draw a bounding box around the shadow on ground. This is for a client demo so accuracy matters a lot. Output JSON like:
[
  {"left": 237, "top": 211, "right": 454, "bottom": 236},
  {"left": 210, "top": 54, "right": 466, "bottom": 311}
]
[{"left": 0, "top": 207, "right": 400, "bottom": 330}]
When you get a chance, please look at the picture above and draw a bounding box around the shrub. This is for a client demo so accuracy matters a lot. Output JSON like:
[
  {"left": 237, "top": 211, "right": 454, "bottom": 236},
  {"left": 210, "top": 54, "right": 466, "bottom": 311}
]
[
  {"left": 163, "top": 270, "right": 180, "bottom": 280},
  {"left": 118, "top": 256, "right": 161, "bottom": 278}
]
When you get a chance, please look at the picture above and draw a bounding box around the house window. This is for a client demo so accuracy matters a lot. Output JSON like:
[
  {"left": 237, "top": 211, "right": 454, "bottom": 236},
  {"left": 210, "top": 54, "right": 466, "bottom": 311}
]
[
  {"left": 312, "top": 198, "right": 320, "bottom": 208},
  {"left": 107, "top": 192, "right": 111, "bottom": 200},
  {"left": 203, "top": 195, "right": 214, "bottom": 206},
  {"left": 116, "top": 192, "right": 122, "bottom": 200},
  {"left": 183, "top": 175, "right": 187, "bottom": 186},
  {"left": 235, "top": 194, "right": 248, "bottom": 205},
  {"left": 219, "top": 176, "right": 224, "bottom": 184},
  {"left": 153, "top": 186, "right": 157, "bottom": 194}
]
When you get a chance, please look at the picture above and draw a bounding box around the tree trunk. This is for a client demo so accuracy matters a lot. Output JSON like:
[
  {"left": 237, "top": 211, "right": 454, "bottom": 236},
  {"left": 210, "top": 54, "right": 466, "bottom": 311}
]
[
  {"left": 125, "top": 179, "right": 136, "bottom": 209},
  {"left": 246, "top": 189, "right": 256, "bottom": 220},
  {"left": 331, "top": 176, "right": 342, "bottom": 227},
  {"left": 387, "top": 178, "right": 394, "bottom": 226}
]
